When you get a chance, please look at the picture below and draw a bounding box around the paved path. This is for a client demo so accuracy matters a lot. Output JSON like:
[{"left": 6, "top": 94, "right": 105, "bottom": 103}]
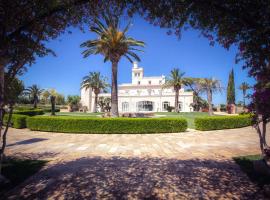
[{"left": 4, "top": 126, "right": 269, "bottom": 199}]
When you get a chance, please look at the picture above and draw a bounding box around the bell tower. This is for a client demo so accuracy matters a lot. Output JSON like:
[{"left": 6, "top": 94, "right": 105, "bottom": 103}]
[{"left": 132, "top": 62, "right": 144, "bottom": 84}]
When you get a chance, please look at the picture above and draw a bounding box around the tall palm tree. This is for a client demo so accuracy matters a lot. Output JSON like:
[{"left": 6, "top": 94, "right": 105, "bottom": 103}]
[
  {"left": 163, "top": 68, "right": 185, "bottom": 112},
  {"left": 198, "top": 78, "right": 222, "bottom": 115},
  {"left": 183, "top": 77, "right": 202, "bottom": 111},
  {"left": 24, "top": 84, "right": 44, "bottom": 108},
  {"left": 81, "top": 72, "right": 109, "bottom": 112},
  {"left": 80, "top": 15, "right": 145, "bottom": 117},
  {"left": 239, "top": 82, "right": 250, "bottom": 108}
]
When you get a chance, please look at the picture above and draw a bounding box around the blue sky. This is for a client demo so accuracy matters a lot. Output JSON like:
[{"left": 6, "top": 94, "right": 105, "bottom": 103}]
[{"left": 21, "top": 16, "right": 254, "bottom": 105}]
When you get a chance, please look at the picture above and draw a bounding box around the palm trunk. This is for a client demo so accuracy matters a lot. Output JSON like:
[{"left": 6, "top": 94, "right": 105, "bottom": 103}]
[
  {"left": 243, "top": 90, "right": 246, "bottom": 108},
  {"left": 0, "top": 64, "right": 4, "bottom": 143},
  {"left": 111, "top": 61, "right": 119, "bottom": 117},
  {"left": 93, "top": 93, "right": 98, "bottom": 113},
  {"left": 50, "top": 96, "right": 56, "bottom": 116},
  {"left": 207, "top": 89, "right": 213, "bottom": 115},
  {"left": 175, "top": 88, "right": 179, "bottom": 112},
  {"left": 33, "top": 97, "right": 37, "bottom": 109}
]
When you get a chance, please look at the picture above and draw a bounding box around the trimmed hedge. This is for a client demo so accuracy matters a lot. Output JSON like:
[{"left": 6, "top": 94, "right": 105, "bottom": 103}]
[
  {"left": 26, "top": 116, "right": 188, "bottom": 134},
  {"left": 43, "top": 108, "right": 60, "bottom": 113},
  {"left": 13, "top": 109, "right": 44, "bottom": 116},
  {"left": 194, "top": 115, "right": 252, "bottom": 131},
  {"left": 4, "top": 114, "right": 28, "bottom": 129}
]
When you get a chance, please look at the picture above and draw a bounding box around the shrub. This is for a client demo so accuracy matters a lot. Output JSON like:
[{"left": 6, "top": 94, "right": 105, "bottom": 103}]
[
  {"left": 42, "top": 108, "right": 60, "bottom": 113},
  {"left": 27, "top": 116, "right": 188, "bottom": 134},
  {"left": 4, "top": 114, "right": 28, "bottom": 128},
  {"left": 194, "top": 115, "right": 252, "bottom": 131},
  {"left": 13, "top": 109, "right": 44, "bottom": 116}
]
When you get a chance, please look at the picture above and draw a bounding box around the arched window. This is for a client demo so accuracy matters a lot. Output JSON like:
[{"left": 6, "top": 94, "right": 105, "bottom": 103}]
[
  {"left": 162, "top": 101, "right": 170, "bottom": 111},
  {"left": 122, "top": 102, "right": 129, "bottom": 112}
]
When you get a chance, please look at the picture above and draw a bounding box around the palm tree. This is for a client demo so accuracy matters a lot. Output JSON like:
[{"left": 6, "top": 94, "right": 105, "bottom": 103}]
[
  {"left": 163, "top": 68, "right": 185, "bottom": 112},
  {"left": 198, "top": 78, "right": 222, "bottom": 115},
  {"left": 81, "top": 72, "right": 109, "bottom": 112},
  {"left": 24, "top": 84, "right": 44, "bottom": 108},
  {"left": 183, "top": 77, "right": 202, "bottom": 111},
  {"left": 239, "top": 82, "right": 250, "bottom": 108},
  {"left": 80, "top": 15, "right": 145, "bottom": 117}
]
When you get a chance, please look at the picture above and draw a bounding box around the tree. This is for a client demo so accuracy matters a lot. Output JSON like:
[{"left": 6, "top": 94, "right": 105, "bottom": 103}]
[
  {"left": 67, "top": 95, "right": 81, "bottom": 112},
  {"left": 198, "top": 78, "right": 222, "bottom": 115},
  {"left": 0, "top": 75, "right": 24, "bottom": 180},
  {"left": 24, "top": 85, "right": 44, "bottom": 108},
  {"left": 80, "top": 15, "right": 145, "bottom": 116},
  {"left": 98, "top": 97, "right": 111, "bottom": 112},
  {"left": 239, "top": 82, "right": 250, "bottom": 108},
  {"left": 227, "top": 69, "right": 235, "bottom": 105},
  {"left": 81, "top": 72, "right": 109, "bottom": 112},
  {"left": 183, "top": 77, "right": 202, "bottom": 111},
  {"left": 41, "top": 90, "right": 51, "bottom": 104},
  {"left": 163, "top": 68, "right": 185, "bottom": 112}
]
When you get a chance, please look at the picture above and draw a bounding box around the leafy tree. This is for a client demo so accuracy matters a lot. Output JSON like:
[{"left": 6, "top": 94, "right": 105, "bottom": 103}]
[
  {"left": 67, "top": 95, "right": 81, "bottom": 112},
  {"left": 239, "top": 82, "right": 250, "bottom": 108},
  {"left": 81, "top": 72, "right": 109, "bottom": 112},
  {"left": 80, "top": 15, "right": 145, "bottom": 116},
  {"left": 24, "top": 85, "right": 44, "bottom": 108},
  {"left": 56, "top": 94, "right": 66, "bottom": 105},
  {"left": 198, "top": 78, "right": 222, "bottom": 115},
  {"left": 98, "top": 97, "right": 111, "bottom": 112},
  {"left": 163, "top": 68, "right": 185, "bottom": 112},
  {"left": 41, "top": 90, "right": 51, "bottom": 104},
  {"left": 227, "top": 69, "right": 235, "bottom": 105}
]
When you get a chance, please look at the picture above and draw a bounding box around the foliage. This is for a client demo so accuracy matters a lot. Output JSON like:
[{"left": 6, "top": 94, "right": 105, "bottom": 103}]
[
  {"left": 4, "top": 75, "right": 24, "bottom": 105},
  {"left": 166, "top": 106, "right": 174, "bottom": 112},
  {"left": 80, "top": 14, "right": 145, "bottom": 116},
  {"left": 81, "top": 72, "right": 109, "bottom": 112},
  {"left": 1, "top": 158, "right": 47, "bottom": 194},
  {"left": 98, "top": 97, "right": 111, "bottom": 112},
  {"left": 227, "top": 69, "right": 235, "bottom": 104},
  {"left": 67, "top": 95, "right": 81, "bottom": 111},
  {"left": 194, "top": 115, "right": 252, "bottom": 131},
  {"left": 24, "top": 85, "right": 44, "bottom": 108},
  {"left": 198, "top": 78, "right": 222, "bottom": 115},
  {"left": 220, "top": 104, "right": 227, "bottom": 112},
  {"left": 41, "top": 89, "right": 65, "bottom": 105},
  {"left": 13, "top": 109, "right": 44, "bottom": 116},
  {"left": 239, "top": 82, "right": 251, "bottom": 107},
  {"left": 27, "top": 116, "right": 188, "bottom": 134},
  {"left": 3, "top": 114, "right": 28, "bottom": 129},
  {"left": 163, "top": 68, "right": 185, "bottom": 112},
  {"left": 233, "top": 155, "right": 270, "bottom": 188}
]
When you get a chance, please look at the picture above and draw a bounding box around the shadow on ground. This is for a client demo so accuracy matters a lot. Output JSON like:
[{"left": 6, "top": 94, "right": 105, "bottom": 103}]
[
  {"left": 5, "top": 157, "right": 264, "bottom": 199},
  {"left": 7, "top": 138, "right": 48, "bottom": 147}
]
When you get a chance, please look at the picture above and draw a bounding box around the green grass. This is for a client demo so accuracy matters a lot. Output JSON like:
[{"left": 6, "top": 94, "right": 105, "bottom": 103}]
[
  {"left": 1, "top": 158, "right": 47, "bottom": 194},
  {"left": 233, "top": 154, "right": 270, "bottom": 187},
  {"left": 155, "top": 112, "right": 209, "bottom": 128},
  {"left": 43, "top": 112, "right": 103, "bottom": 117}
]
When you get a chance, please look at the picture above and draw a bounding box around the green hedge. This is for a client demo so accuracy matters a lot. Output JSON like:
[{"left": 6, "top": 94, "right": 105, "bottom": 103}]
[
  {"left": 42, "top": 108, "right": 60, "bottom": 113},
  {"left": 26, "top": 116, "right": 187, "bottom": 134},
  {"left": 194, "top": 115, "right": 252, "bottom": 131},
  {"left": 13, "top": 109, "right": 44, "bottom": 116},
  {"left": 4, "top": 114, "right": 28, "bottom": 129}
]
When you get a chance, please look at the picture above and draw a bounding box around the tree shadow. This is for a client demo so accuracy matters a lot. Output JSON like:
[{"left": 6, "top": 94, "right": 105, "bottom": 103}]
[
  {"left": 7, "top": 138, "right": 48, "bottom": 147},
  {"left": 5, "top": 157, "right": 264, "bottom": 199}
]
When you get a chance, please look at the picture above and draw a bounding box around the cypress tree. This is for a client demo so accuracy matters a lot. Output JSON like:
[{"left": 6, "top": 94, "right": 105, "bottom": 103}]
[{"left": 227, "top": 69, "right": 235, "bottom": 104}]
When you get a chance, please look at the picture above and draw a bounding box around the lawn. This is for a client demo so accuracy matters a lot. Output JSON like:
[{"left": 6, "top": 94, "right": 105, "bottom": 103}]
[
  {"left": 1, "top": 158, "right": 47, "bottom": 195},
  {"left": 155, "top": 112, "right": 210, "bottom": 129},
  {"left": 233, "top": 154, "right": 270, "bottom": 187}
]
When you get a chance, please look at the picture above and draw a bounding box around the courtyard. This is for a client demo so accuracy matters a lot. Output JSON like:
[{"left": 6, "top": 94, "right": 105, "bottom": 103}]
[{"left": 2, "top": 125, "right": 267, "bottom": 199}]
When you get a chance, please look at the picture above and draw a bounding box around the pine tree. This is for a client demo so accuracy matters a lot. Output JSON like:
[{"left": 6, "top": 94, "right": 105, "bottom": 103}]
[{"left": 227, "top": 69, "right": 235, "bottom": 104}]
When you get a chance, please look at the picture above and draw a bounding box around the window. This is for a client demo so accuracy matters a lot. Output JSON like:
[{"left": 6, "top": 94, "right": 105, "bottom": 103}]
[
  {"left": 138, "top": 81, "right": 140, "bottom": 85},
  {"left": 122, "top": 102, "right": 129, "bottom": 112},
  {"left": 162, "top": 101, "right": 170, "bottom": 111},
  {"left": 159, "top": 80, "right": 162, "bottom": 84},
  {"left": 148, "top": 81, "right": 151, "bottom": 85},
  {"left": 178, "top": 102, "right": 183, "bottom": 111},
  {"left": 136, "top": 101, "right": 154, "bottom": 111}
]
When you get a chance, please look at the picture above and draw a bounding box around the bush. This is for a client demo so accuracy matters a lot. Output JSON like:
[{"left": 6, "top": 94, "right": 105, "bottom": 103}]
[
  {"left": 42, "top": 108, "right": 60, "bottom": 113},
  {"left": 4, "top": 114, "right": 28, "bottom": 128},
  {"left": 194, "top": 115, "right": 252, "bottom": 131},
  {"left": 13, "top": 109, "right": 44, "bottom": 116},
  {"left": 27, "top": 116, "right": 188, "bottom": 134}
]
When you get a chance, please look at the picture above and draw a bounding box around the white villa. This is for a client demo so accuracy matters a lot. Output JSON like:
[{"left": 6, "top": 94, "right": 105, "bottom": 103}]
[{"left": 81, "top": 62, "right": 194, "bottom": 112}]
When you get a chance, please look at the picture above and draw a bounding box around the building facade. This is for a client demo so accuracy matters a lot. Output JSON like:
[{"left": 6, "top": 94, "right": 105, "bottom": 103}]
[{"left": 81, "top": 62, "right": 194, "bottom": 112}]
